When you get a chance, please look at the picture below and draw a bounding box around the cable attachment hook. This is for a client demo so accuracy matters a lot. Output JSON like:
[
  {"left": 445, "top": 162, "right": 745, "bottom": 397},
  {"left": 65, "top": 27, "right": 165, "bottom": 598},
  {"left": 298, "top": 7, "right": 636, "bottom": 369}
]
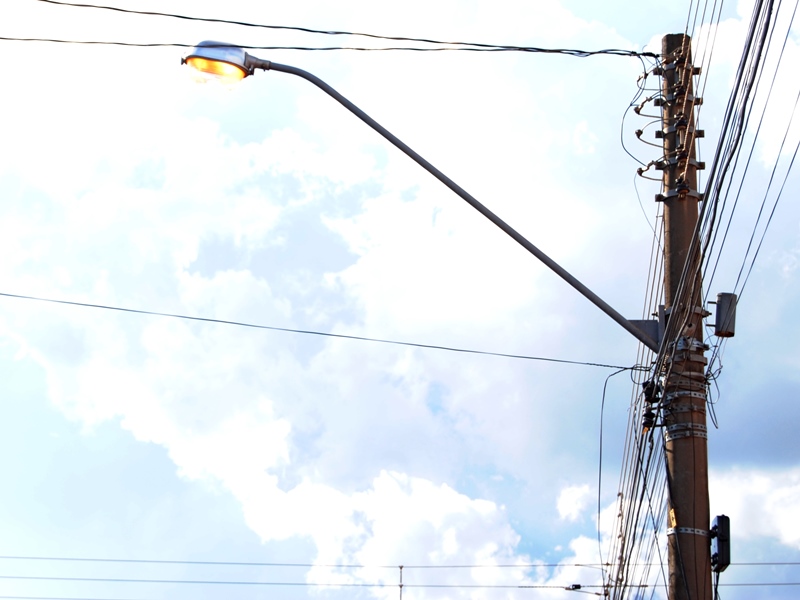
[{"left": 633, "top": 95, "right": 657, "bottom": 115}]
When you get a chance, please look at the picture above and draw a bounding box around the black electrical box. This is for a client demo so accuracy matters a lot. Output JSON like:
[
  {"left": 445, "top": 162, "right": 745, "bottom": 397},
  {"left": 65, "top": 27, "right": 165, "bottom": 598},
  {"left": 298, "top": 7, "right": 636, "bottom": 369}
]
[{"left": 711, "top": 515, "right": 730, "bottom": 573}]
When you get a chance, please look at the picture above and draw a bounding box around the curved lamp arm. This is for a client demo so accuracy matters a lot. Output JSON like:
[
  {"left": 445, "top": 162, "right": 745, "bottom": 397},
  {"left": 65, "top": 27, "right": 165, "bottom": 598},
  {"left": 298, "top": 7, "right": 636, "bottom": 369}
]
[{"left": 183, "top": 41, "right": 659, "bottom": 352}]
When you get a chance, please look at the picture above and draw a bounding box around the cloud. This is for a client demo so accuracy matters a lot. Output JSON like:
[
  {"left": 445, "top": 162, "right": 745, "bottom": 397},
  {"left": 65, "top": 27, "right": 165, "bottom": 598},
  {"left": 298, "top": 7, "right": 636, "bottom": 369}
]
[
  {"left": 572, "top": 121, "right": 598, "bottom": 155},
  {"left": 711, "top": 466, "right": 800, "bottom": 549},
  {"left": 557, "top": 484, "right": 592, "bottom": 522}
]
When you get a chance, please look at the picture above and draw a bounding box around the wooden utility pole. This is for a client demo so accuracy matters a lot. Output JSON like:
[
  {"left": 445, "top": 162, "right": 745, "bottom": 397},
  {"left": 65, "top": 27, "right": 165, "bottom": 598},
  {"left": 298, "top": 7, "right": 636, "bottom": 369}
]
[{"left": 658, "top": 33, "right": 712, "bottom": 600}]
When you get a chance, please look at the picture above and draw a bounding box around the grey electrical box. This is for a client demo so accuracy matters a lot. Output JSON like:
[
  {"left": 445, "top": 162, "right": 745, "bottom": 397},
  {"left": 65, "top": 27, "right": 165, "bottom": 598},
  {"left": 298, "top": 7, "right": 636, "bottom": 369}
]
[
  {"left": 714, "top": 293, "right": 737, "bottom": 338},
  {"left": 711, "top": 515, "right": 730, "bottom": 573}
]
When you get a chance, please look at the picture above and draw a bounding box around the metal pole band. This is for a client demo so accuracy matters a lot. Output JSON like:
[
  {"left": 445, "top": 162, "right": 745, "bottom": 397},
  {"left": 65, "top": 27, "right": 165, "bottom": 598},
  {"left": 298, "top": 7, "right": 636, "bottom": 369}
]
[
  {"left": 664, "top": 390, "right": 706, "bottom": 402},
  {"left": 670, "top": 370, "right": 706, "bottom": 380},
  {"left": 666, "top": 352, "right": 708, "bottom": 365},
  {"left": 667, "top": 404, "right": 706, "bottom": 414},
  {"left": 665, "top": 381, "right": 707, "bottom": 392},
  {"left": 667, "top": 527, "right": 709, "bottom": 537},
  {"left": 664, "top": 306, "right": 711, "bottom": 317},
  {"left": 666, "top": 423, "right": 707, "bottom": 433},
  {"left": 664, "top": 423, "right": 708, "bottom": 441}
]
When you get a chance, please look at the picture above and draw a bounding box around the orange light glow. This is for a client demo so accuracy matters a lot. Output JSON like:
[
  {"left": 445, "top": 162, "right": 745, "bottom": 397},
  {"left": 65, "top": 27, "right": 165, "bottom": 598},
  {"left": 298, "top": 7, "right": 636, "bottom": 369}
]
[{"left": 186, "top": 57, "right": 247, "bottom": 83}]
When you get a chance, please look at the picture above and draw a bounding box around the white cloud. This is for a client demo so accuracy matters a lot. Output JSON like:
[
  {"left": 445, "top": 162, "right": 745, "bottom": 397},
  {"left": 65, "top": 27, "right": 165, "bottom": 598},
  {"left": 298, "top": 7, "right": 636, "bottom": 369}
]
[
  {"left": 711, "top": 466, "right": 800, "bottom": 549},
  {"left": 557, "top": 484, "right": 592, "bottom": 522},
  {"left": 572, "top": 121, "right": 598, "bottom": 155}
]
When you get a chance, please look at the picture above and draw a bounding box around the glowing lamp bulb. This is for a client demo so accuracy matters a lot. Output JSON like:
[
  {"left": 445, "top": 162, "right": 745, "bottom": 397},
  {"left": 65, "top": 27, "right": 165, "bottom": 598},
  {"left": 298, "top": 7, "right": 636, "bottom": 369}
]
[{"left": 185, "top": 57, "right": 247, "bottom": 83}]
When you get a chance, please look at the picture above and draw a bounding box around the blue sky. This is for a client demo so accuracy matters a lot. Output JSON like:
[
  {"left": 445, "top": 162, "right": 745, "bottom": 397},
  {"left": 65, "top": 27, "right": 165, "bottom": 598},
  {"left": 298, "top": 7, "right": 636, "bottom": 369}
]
[{"left": 1, "top": 0, "right": 800, "bottom": 598}]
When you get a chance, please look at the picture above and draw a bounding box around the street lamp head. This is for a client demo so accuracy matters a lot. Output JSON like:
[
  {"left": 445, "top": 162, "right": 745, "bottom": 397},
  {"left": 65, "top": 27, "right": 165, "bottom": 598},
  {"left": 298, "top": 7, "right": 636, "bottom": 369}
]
[{"left": 182, "top": 41, "right": 269, "bottom": 83}]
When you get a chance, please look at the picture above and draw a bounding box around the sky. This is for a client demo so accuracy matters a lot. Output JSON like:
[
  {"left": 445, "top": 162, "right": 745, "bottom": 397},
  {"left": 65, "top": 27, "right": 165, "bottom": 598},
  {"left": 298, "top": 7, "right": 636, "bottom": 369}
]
[{"left": 1, "top": 0, "right": 799, "bottom": 599}]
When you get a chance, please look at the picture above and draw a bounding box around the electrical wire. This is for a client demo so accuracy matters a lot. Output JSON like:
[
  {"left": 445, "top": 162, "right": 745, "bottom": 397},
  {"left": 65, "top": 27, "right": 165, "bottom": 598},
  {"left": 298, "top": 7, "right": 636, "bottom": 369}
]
[
  {"left": 27, "top": 0, "right": 659, "bottom": 58},
  {"left": 596, "top": 367, "right": 629, "bottom": 590},
  {"left": 620, "top": 60, "right": 663, "bottom": 166},
  {"left": 2, "top": 583, "right": 799, "bottom": 600},
  {"left": 2, "top": 583, "right": 793, "bottom": 597},
  {"left": 0, "top": 35, "right": 658, "bottom": 56},
  {"left": 0, "top": 291, "right": 636, "bottom": 370},
  {"left": 731, "top": 37, "right": 800, "bottom": 298},
  {"left": 2, "top": 554, "right": 797, "bottom": 567},
  {"left": 632, "top": 173, "right": 661, "bottom": 239},
  {"left": 0, "top": 574, "right": 614, "bottom": 590},
  {"left": 703, "top": 0, "right": 798, "bottom": 295},
  {"left": 0, "top": 555, "right": 605, "bottom": 569},
  {"left": 701, "top": 0, "right": 799, "bottom": 378},
  {"left": 604, "top": 153, "right": 665, "bottom": 599},
  {"left": 736, "top": 132, "right": 800, "bottom": 299}
]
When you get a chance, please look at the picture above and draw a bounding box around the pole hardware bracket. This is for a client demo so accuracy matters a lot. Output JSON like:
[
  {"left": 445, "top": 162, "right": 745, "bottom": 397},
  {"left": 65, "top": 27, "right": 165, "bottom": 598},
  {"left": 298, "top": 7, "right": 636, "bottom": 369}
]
[
  {"left": 656, "top": 189, "right": 704, "bottom": 202},
  {"left": 674, "top": 337, "right": 709, "bottom": 352},
  {"left": 655, "top": 128, "right": 705, "bottom": 139},
  {"left": 654, "top": 94, "right": 703, "bottom": 106},
  {"left": 652, "top": 64, "right": 701, "bottom": 75},
  {"left": 629, "top": 319, "right": 661, "bottom": 348},
  {"left": 655, "top": 157, "right": 706, "bottom": 170},
  {"left": 667, "top": 527, "right": 709, "bottom": 537},
  {"left": 663, "top": 305, "right": 711, "bottom": 318}
]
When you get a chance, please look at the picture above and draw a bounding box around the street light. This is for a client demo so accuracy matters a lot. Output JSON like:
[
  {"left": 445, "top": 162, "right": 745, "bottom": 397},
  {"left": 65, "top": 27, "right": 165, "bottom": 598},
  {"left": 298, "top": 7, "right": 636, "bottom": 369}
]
[{"left": 182, "top": 40, "right": 660, "bottom": 352}]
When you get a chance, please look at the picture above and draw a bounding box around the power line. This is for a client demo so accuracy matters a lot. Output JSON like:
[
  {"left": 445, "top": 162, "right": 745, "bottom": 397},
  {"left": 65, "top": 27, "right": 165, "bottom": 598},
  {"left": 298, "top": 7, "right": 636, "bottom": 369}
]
[
  {"left": 596, "top": 367, "right": 629, "bottom": 589},
  {"left": 1, "top": 588, "right": 791, "bottom": 600},
  {"left": 0, "top": 574, "right": 608, "bottom": 590},
  {"left": 0, "top": 35, "right": 656, "bottom": 56},
  {"left": 4, "top": 554, "right": 798, "bottom": 568},
  {"left": 700, "top": 0, "right": 799, "bottom": 379},
  {"left": 0, "top": 554, "right": 609, "bottom": 569},
  {"left": 0, "top": 291, "right": 635, "bottom": 370},
  {"left": 28, "top": 0, "right": 658, "bottom": 58},
  {"left": 0, "top": 573, "right": 796, "bottom": 591}
]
